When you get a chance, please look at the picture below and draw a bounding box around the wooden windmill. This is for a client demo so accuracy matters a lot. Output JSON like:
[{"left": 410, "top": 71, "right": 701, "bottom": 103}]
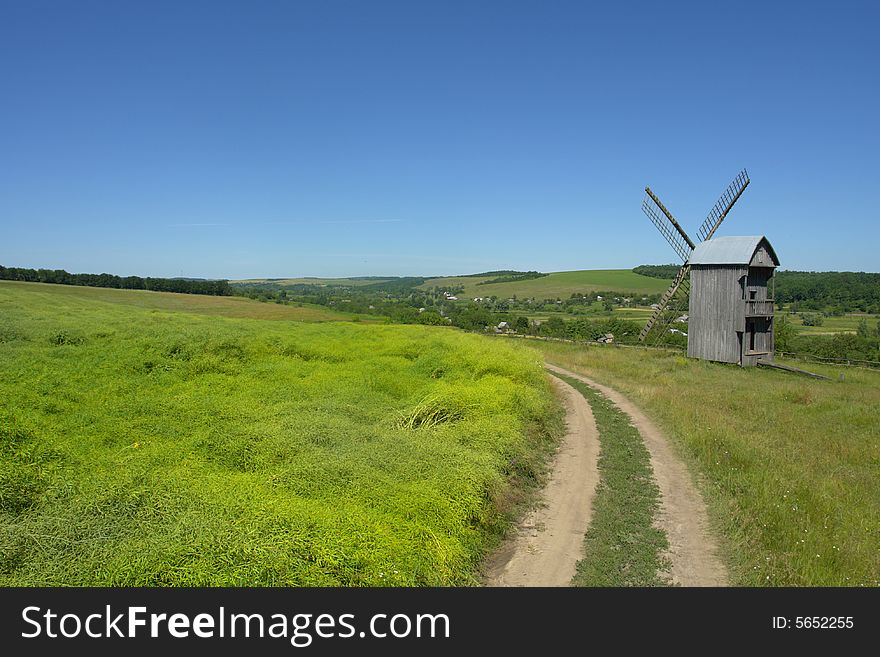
[{"left": 638, "top": 169, "right": 751, "bottom": 344}]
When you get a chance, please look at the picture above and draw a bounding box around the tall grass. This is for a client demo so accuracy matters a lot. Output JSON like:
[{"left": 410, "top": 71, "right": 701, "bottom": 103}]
[
  {"left": 0, "top": 283, "right": 560, "bottom": 585},
  {"left": 536, "top": 342, "right": 880, "bottom": 586}
]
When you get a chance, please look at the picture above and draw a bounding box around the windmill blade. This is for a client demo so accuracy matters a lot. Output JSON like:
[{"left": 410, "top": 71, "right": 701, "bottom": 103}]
[
  {"left": 638, "top": 264, "right": 690, "bottom": 341},
  {"left": 648, "top": 276, "right": 691, "bottom": 346},
  {"left": 642, "top": 187, "right": 696, "bottom": 263},
  {"left": 697, "top": 169, "right": 750, "bottom": 242}
]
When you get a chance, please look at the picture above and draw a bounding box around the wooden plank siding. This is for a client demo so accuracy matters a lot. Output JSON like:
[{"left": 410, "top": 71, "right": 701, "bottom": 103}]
[
  {"left": 686, "top": 236, "right": 778, "bottom": 367},
  {"left": 688, "top": 264, "right": 776, "bottom": 366},
  {"left": 688, "top": 266, "right": 747, "bottom": 364}
]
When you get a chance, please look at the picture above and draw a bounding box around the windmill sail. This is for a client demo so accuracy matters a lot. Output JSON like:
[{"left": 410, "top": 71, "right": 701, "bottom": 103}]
[
  {"left": 638, "top": 263, "right": 690, "bottom": 342},
  {"left": 642, "top": 188, "right": 695, "bottom": 263},
  {"left": 639, "top": 168, "right": 749, "bottom": 344},
  {"left": 697, "top": 169, "right": 750, "bottom": 242},
  {"left": 647, "top": 275, "right": 691, "bottom": 345}
]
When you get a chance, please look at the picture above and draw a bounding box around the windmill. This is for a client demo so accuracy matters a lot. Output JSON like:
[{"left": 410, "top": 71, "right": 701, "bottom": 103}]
[{"left": 638, "top": 169, "right": 751, "bottom": 344}]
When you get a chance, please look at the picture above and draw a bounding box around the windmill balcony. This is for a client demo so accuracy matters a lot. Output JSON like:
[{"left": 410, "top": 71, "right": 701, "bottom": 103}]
[{"left": 745, "top": 300, "right": 775, "bottom": 316}]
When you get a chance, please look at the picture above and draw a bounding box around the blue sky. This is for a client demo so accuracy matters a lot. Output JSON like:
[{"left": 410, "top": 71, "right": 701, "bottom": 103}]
[{"left": 1, "top": 0, "right": 878, "bottom": 279}]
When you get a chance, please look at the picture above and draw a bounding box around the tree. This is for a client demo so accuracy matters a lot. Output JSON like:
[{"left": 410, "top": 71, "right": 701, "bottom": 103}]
[
  {"left": 774, "top": 314, "right": 797, "bottom": 352},
  {"left": 514, "top": 316, "right": 529, "bottom": 333},
  {"left": 543, "top": 316, "right": 565, "bottom": 337},
  {"left": 857, "top": 318, "right": 870, "bottom": 338}
]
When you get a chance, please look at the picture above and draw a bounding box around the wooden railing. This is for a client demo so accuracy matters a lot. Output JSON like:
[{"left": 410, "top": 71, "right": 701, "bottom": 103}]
[{"left": 745, "top": 300, "right": 774, "bottom": 316}]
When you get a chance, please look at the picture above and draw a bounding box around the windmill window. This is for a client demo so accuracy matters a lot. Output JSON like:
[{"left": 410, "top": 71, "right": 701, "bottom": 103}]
[{"left": 749, "top": 290, "right": 757, "bottom": 300}]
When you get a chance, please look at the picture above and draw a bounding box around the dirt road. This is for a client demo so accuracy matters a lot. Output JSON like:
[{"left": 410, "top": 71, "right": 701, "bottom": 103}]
[
  {"left": 483, "top": 375, "right": 600, "bottom": 586},
  {"left": 545, "top": 364, "right": 728, "bottom": 586}
]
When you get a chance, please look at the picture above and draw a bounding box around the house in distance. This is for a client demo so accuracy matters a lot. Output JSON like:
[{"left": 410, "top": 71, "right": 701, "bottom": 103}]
[{"left": 686, "top": 235, "right": 780, "bottom": 366}]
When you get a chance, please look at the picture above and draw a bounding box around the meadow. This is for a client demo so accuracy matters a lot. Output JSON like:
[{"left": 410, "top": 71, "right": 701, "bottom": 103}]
[
  {"left": 0, "top": 282, "right": 560, "bottom": 585},
  {"left": 421, "top": 269, "right": 671, "bottom": 298},
  {"left": 0, "top": 281, "right": 363, "bottom": 322},
  {"left": 781, "top": 312, "right": 880, "bottom": 336},
  {"left": 235, "top": 277, "right": 394, "bottom": 288},
  {"left": 238, "top": 269, "right": 672, "bottom": 298},
  {"left": 535, "top": 341, "right": 880, "bottom": 586}
]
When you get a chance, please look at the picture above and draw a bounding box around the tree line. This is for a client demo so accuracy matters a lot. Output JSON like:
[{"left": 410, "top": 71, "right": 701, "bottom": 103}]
[
  {"left": 632, "top": 264, "right": 680, "bottom": 279},
  {"left": 772, "top": 271, "right": 880, "bottom": 313},
  {"left": 476, "top": 271, "right": 548, "bottom": 285},
  {"left": 634, "top": 266, "right": 880, "bottom": 313},
  {"left": 0, "top": 265, "right": 231, "bottom": 296}
]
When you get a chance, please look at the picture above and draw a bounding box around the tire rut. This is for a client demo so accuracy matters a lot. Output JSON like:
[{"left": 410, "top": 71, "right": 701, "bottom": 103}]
[
  {"left": 483, "top": 375, "right": 600, "bottom": 586},
  {"left": 545, "top": 363, "right": 728, "bottom": 586}
]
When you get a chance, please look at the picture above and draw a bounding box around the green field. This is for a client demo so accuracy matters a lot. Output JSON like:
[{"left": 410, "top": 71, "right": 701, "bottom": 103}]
[
  {"left": 535, "top": 342, "right": 880, "bottom": 586},
  {"left": 0, "top": 282, "right": 560, "bottom": 585},
  {"left": 516, "top": 307, "right": 653, "bottom": 324},
  {"left": 612, "top": 307, "right": 655, "bottom": 322},
  {"left": 781, "top": 312, "right": 880, "bottom": 336},
  {"left": 422, "top": 270, "right": 672, "bottom": 298},
  {"left": 0, "top": 281, "right": 364, "bottom": 322},
  {"left": 235, "top": 270, "right": 673, "bottom": 298},
  {"left": 235, "top": 277, "right": 394, "bottom": 288}
]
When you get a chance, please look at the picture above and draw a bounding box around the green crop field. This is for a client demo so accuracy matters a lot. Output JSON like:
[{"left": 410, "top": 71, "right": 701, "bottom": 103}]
[
  {"left": 534, "top": 341, "right": 880, "bottom": 586},
  {"left": 0, "top": 282, "right": 561, "bottom": 585},
  {"left": 422, "top": 270, "right": 672, "bottom": 299},
  {"left": 612, "top": 307, "right": 654, "bottom": 321}
]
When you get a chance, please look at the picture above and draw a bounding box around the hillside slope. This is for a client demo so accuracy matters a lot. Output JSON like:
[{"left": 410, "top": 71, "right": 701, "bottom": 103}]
[
  {"left": 422, "top": 270, "right": 671, "bottom": 298},
  {"left": 0, "top": 282, "right": 560, "bottom": 585},
  {"left": 0, "top": 281, "right": 359, "bottom": 321}
]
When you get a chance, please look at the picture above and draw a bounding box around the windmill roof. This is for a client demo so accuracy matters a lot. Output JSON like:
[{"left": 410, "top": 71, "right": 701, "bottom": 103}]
[{"left": 687, "top": 236, "right": 779, "bottom": 266}]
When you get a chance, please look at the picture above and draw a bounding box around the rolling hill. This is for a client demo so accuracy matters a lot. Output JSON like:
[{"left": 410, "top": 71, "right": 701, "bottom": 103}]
[
  {"left": 236, "top": 269, "right": 673, "bottom": 298},
  {"left": 0, "top": 281, "right": 362, "bottom": 322},
  {"left": 235, "top": 277, "right": 396, "bottom": 288},
  {"left": 0, "top": 280, "right": 560, "bottom": 585},
  {"left": 420, "top": 270, "right": 671, "bottom": 298}
]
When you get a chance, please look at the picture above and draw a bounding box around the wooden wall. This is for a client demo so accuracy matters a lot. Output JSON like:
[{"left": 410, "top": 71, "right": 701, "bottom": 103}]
[
  {"left": 688, "top": 266, "right": 747, "bottom": 364},
  {"left": 689, "top": 264, "right": 776, "bottom": 366}
]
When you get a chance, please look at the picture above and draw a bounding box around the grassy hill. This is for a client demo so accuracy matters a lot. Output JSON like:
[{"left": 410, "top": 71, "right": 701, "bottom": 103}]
[
  {"left": 235, "top": 277, "right": 395, "bottom": 288},
  {"left": 235, "top": 269, "right": 672, "bottom": 298},
  {"left": 0, "top": 282, "right": 560, "bottom": 585},
  {"left": 422, "top": 269, "right": 672, "bottom": 298},
  {"left": 0, "top": 281, "right": 364, "bottom": 322}
]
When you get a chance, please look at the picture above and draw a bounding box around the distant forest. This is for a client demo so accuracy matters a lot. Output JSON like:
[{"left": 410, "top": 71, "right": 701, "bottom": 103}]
[
  {"left": 476, "top": 271, "right": 548, "bottom": 286},
  {"left": 634, "top": 265, "right": 880, "bottom": 313},
  {"left": 0, "top": 265, "right": 231, "bottom": 296},
  {"left": 632, "top": 264, "right": 681, "bottom": 279},
  {"left": 457, "top": 270, "right": 542, "bottom": 279},
  {"left": 772, "top": 271, "right": 880, "bottom": 312}
]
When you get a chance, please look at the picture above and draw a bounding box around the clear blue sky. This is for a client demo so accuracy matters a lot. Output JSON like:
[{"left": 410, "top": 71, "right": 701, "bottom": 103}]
[{"left": 2, "top": 0, "right": 878, "bottom": 279}]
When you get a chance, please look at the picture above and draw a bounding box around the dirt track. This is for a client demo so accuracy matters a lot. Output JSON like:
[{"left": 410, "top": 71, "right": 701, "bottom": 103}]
[
  {"left": 483, "top": 375, "right": 600, "bottom": 586},
  {"left": 545, "top": 364, "right": 728, "bottom": 586}
]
